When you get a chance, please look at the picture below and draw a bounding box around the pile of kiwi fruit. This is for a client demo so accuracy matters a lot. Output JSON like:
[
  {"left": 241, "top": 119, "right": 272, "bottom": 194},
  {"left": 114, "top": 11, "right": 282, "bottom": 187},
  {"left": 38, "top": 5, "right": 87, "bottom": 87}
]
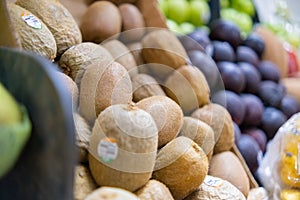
[{"left": 6, "top": 0, "right": 257, "bottom": 199}]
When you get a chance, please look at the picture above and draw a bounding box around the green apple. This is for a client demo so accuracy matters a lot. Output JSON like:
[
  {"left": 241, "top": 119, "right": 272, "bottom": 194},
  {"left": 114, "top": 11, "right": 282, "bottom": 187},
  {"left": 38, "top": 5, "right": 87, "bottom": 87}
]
[
  {"left": 167, "top": 0, "right": 190, "bottom": 24},
  {"left": 0, "top": 83, "right": 21, "bottom": 125},
  {"left": 221, "top": 8, "right": 253, "bottom": 35},
  {"left": 158, "top": 0, "right": 169, "bottom": 17},
  {"left": 166, "top": 19, "right": 183, "bottom": 34},
  {"left": 231, "top": 0, "right": 255, "bottom": 17},
  {"left": 285, "top": 31, "right": 300, "bottom": 48},
  {"left": 180, "top": 22, "right": 195, "bottom": 34},
  {"left": 188, "top": 0, "right": 211, "bottom": 27},
  {"left": 0, "top": 82, "right": 31, "bottom": 179},
  {"left": 220, "top": 0, "right": 230, "bottom": 8}
]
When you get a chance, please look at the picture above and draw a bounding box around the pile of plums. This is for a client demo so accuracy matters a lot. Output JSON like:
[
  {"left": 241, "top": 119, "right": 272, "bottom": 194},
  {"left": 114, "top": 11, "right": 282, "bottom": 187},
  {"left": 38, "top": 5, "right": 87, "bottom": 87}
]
[{"left": 179, "top": 19, "right": 300, "bottom": 181}]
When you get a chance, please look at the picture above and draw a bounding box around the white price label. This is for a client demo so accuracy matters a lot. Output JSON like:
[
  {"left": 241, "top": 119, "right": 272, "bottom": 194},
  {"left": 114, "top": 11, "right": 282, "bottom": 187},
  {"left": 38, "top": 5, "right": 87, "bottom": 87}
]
[
  {"left": 204, "top": 176, "right": 223, "bottom": 187},
  {"left": 22, "top": 14, "right": 42, "bottom": 29},
  {"left": 97, "top": 138, "right": 118, "bottom": 163}
]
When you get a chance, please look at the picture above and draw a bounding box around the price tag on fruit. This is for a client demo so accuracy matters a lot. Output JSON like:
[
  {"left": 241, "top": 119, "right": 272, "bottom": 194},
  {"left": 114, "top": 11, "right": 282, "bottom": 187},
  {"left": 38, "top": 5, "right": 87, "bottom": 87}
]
[
  {"left": 97, "top": 137, "right": 118, "bottom": 163},
  {"left": 204, "top": 176, "right": 223, "bottom": 188},
  {"left": 21, "top": 13, "right": 42, "bottom": 30}
]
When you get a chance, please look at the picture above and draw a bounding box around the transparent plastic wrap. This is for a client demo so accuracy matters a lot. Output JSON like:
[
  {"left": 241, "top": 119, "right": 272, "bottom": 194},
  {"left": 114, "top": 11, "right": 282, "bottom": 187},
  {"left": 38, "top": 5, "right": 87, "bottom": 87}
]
[{"left": 257, "top": 113, "right": 300, "bottom": 200}]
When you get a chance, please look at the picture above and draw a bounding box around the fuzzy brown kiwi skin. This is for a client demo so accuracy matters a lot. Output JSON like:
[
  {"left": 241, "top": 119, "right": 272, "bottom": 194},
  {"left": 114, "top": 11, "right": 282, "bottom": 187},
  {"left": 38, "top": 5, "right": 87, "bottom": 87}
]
[
  {"left": 178, "top": 117, "right": 215, "bottom": 159},
  {"left": 78, "top": 62, "right": 133, "bottom": 125},
  {"left": 164, "top": 65, "right": 210, "bottom": 115},
  {"left": 74, "top": 164, "right": 97, "bottom": 200},
  {"left": 135, "top": 179, "right": 175, "bottom": 200},
  {"left": 141, "top": 29, "right": 188, "bottom": 80},
  {"left": 16, "top": 0, "right": 82, "bottom": 57},
  {"left": 136, "top": 95, "right": 183, "bottom": 148},
  {"left": 208, "top": 151, "right": 250, "bottom": 197},
  {"left": 8, "top": 3, "right": 57, "bottom": 61},
  {"left": 118, "top": 3, "right": 145, "bottom": 43},
  {"left": 153, "top": 136, "right": 208, "bottom": 200},
  {"left": 191, "top": 103, "right": 234, "bottom": 154},
  {"left": 132, "top": 73, "right": 166, "bottom": 102},
  {"left": 80, "top": 1, "right": 122, "bottom": 43},
  {"left": 102, "top": 39, "right": 138, "bottom": 77},
  {"left": 58, "top": 42, "right": 114, "bottom": 86},
  {"left": 88, "top": 104, "right": 158, "bottom": 192}
]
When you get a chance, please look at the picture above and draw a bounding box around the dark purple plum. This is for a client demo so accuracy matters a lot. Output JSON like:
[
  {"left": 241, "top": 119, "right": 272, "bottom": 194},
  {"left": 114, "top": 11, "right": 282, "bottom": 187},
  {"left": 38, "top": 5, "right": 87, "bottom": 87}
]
[
  {"left": 241, "top": 94, "right": 264, "bottom": 127},
  {"left": 188, "top": 50, "right": 219, "bottom": 89},
  {"left": 243, "top": 128, "right": 267, "bottom": 152},
  {"left": 243, "top": 33, "right": 265, "bottom": 58},
  {"left": 238, "top": 62, "right": 261, "bottom": 94},
  {"left": 257, "top": 61, "right": 281, "bottom": 83},
  {"left": 280, "top": 95, "right": 300, "bottom": 118},
  {"left": 211, "top": 41, "right": 235, "bottom": 62},
  {"left": 261, "top": 107, "right": 287, "bottom": 139},
  {"left": 212, "top": 90, "right": 245, "bottom": 125},
  {"left": 236, "top": 46, "right": 259, "bottom": 67},
  {"left": 258, "top": 81, "right": 285, "bottom": 107},
  {"left": 186, "top": 28, "right": 211, "bottom": 50},
  {"left": 209, "top": 19, "right": 242, "bottom": 48},
  {"left": 217, "top": 62, "right": 245, "bottom": 93},
  {"left": 237, "top": 134, "right": 262, "bottom": 174},
  {"left": 178, "top": 35, "right": 205, "bottom": 52},
  {"left": 233, "top": 121, "right": 241, "bottom": 143}
]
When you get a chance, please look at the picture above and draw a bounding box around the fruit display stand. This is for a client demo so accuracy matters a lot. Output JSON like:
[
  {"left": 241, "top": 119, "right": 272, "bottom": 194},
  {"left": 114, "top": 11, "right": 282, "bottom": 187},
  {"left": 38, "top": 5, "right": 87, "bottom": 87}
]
[{"left": 5, "top": 0, "right": 297, "bottom": 199}]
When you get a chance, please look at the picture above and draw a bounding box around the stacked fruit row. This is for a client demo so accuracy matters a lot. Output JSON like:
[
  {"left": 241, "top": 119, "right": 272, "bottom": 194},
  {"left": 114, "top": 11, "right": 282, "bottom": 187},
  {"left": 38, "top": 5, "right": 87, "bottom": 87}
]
[
  {"left": 179, "top": 19, "right": 300, "bottom": 183},
  {"left": 5, "top": 0, "right": 264, "bottom": 199}
]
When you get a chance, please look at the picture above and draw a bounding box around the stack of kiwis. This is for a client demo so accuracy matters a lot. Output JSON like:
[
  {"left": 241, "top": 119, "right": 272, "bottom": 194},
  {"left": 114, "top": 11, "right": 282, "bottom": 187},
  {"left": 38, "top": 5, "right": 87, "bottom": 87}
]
[{"left": 7, "top": 0, "right": 254, "bottom": 199}]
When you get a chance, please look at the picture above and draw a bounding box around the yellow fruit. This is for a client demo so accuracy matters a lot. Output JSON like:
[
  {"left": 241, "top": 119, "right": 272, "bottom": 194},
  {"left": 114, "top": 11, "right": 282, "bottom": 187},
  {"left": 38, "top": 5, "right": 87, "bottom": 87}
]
[
  {"left": 279, "top": 133, "right": 300, "bottom": 188},
  {"left": 0, "top": 83, "right": 21, "bottom": 125},
  {"left": 0, "top": 83, "right": 31, "bottom": 178}
]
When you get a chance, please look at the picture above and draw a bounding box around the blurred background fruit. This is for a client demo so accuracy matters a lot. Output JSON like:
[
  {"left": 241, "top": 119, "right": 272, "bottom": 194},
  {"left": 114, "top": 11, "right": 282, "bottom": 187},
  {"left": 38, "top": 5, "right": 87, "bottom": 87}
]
[
  {"left": 158, "top": 0, "right": 300, "bottom": 186},
  {"left": 159, "top": 0, "right": 211, "bottom": 34}
]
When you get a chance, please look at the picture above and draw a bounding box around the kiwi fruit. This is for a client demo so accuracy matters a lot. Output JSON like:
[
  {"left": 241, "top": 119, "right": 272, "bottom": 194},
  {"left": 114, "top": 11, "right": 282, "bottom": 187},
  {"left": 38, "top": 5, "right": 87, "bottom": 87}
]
[
  {"left": 164, "top": 65, "right": 210, "bottom": 114},
  {"left": 16, "top": 0, "right": 82, "bottom": 57},
  {"left": 208, "top": 151, "right": 250, "bottom": 197},
  {"left": 74, "top": 164, "right": 97, "bottom": 200},
  {"left": 132, "top": 73, "right": 166, "bottom": 102},
  {"left": 136, "top": 96, "right": 183, "bottom": 148},
  {"left": 135, "top": 179, "right": 174, "bottom": 200},
  {"left": 88, "top": 104, "right": 158, "bottom": 192},
  {"left": 191, "top": 103, "right": 234, "bottom": 154},
  {"left": 105, "top": 0, "right": 137, "bottom": 5},
  {"left": 178, "top": 117, "right": 215, "bottom": 160},
  {"left": 118, "top": 3, "right": 145, "bottom": 43},
  {"left": 184, "top": 175, "right": 246, "bottom": 200},
  {"left": 79, "top": 62, "right": 132, "bottom": 125},
  {"left": 85, "top": 187, "right": 139, "bottom": 200},
  {"left": 126, "top": 42, "right": 145, "bottom": 66},
  {"left": 59, "top": 0, "right": 89, "bottom": 26},
  {"left": 142, "top": 29, "right": 188, "bottom": 80},
  {"left": 58, "top": 42, "right": 113, "bottom": 85},
  {"left": 7, "top": 3, "right": 57, "bottom": 61},
  {"left": 73, "top": 112, "right": 91, "bottom": 163},
  {"left": 102, "top": 39, "right": 138, "bottom": 77},
  {"left": 153, "top": 136, "right": 208, "bottom": 200},
  {"left": 80, "top": 1, "right": 121, "bottom": 43}
]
